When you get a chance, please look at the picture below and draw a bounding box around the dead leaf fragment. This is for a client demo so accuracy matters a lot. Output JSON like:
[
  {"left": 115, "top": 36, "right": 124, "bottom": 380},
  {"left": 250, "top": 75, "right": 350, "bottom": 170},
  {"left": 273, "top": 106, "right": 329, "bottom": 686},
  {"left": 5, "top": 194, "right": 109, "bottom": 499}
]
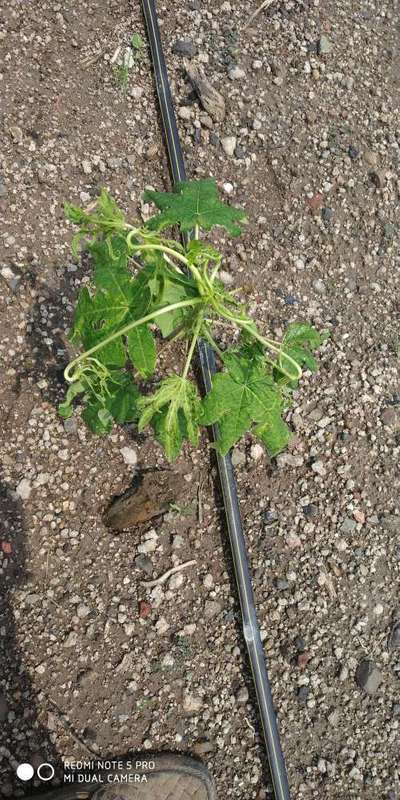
[
  {"left": 185, "top": 63, "right": 226, "bottom": 122},
  {"left": 103, "top": 470, "right": 182, "bottom": 531}
]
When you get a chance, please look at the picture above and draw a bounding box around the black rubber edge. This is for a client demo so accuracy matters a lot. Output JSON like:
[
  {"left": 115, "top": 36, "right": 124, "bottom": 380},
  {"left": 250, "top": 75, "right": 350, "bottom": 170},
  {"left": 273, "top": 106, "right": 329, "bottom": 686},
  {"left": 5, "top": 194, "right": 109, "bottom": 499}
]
[{"left": 139, "top": 3, "right": 292, "bottom": 799}]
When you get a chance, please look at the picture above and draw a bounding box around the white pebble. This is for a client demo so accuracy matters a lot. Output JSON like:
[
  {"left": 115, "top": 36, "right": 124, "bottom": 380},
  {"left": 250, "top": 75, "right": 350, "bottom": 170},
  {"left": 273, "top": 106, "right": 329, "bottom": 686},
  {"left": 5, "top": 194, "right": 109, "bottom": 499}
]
[
  {"left": 250, "top": 443, "right": 264, "bottom": 461},
  {"left": 155, "top": 616, "right": 169, "bottom": 635},
  {"left": 228, "top": 66, "right": 246, "bottom": 81},
  {"left": 311, "top": 460, "right": 327, "bottom": 477},
  {"left": 221, "top": 136, "right": 237, "bottom": 157},
  {"left": 16, "top": 478, "right": 31, "bottom": 500},
  {"left": 120, "top": 446, "right": 137, "bottom": 467}
]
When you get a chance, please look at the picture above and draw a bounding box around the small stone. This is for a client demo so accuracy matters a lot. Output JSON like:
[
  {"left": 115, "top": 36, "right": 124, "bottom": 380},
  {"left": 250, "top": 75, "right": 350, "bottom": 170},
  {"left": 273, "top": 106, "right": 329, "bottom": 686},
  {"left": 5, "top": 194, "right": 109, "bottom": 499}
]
[
  {"left": 355, "top": 659, "right": 382, "bottom": 695},
  {"left": 297, "top": 685, "right": 310, "bottom": 702},
  {"left": 286, "top": 532, "right": 301, "bottom": 549},
  {"left": 9, "top": 125, "right": 23, "bottom": 143},
  {"left": 178, "top": 106, "right": 192, "bottom": 121},
  {"left": 77, "top": 603, "right": 90, "bottom": 619},
  {"left": 222, "top": 182, "right": 234, "bottom": 194},
  {"left": 172, "top": 534, "right": 184, "bottom": 549},
  {"left": 221, "top": 136, "right": 237, "bottom": 157},
  {"left": 172, "top": 39, "right": 197, "bottom": 58},
  {"left": 321, "top": 206, "right": 334, "bottom": 223},
  {"left": 200, "top": 113, "right": 213, "bottom": 129},
  {"left": 120, "top": 446, "right": 137, "bottom": 467},
  {"left": 82, "top": 160, "right": 92, "bottom": 175},
  {"left": 0, "top": 179, "right": 7, "bottom": 198},
  {"left": 203, "top": 573, "right": 214, "bottom": 589},
  {"left": 295, "top": 636, "right": 306, "bottom": 652},
  {"left": 250, "top": 443, "right": 264, "bottom": 461},
  {"left": 393, "top": 704, "right": 400, "bottom": 717},
  {"left": 182, "top": 623, "right": 197, "bottom": 636},
  {"left": 252, "top": 60, "right": 262, "bottom": 70},
  {"left": 262, "top": 509, "right": 279, "bottom": 527},
  {"left": 276, "top": 578, "right": 289, "bottom": 591},
  {"left": 183, "top": 692, "right": 203, "bottom": 713},
  {"left": 155, "top": 616, "right": 169, "bottom": 635},
  {"left": 389, "top": 623, "right": 400, "bottom": 649},
  {"left": 139, "top": 600, "right": 151, "bottom": 618},
  {"left": 311, "top": 460, "right": 326, "bottom": 477},
  {"left": 138, "top": 530, "right": 158, "bottom": 554},
  {"left": 169, "top": 572, "right": 184, "bottom": 590},
  {"left": 236, "top": 686, "right": 249, "bottom": 704},
  {"left": 302, "top": 503, "right": 317, "bottom": 518},
  {"left": 16, "top": 478, "right": 31, "bottom": 500},
  {"left": 318, "top": 35, "right": 332, "bottom": 55},
  {"left": 64, "top": 631, "right": 78, "bottom": 648},
  {"left": 364, "top": 149, "right": 378, "bottom": 167},
  {"left": 63, "top": 418, "right": 77, "bottom": 434},
  {"left": 312, "top": 278, "right": 326, "bottom": 294},
  {"left": 228, "top": 66, "right": 246, "bottom": 80},
  {"left": 340, "top": 517, "right": 357, "bottom": 535},
  {"left": 349, "top": 767, "right": 363, "bottom": 782},
  {"left": 348, "top": 145, "right": 359, "bottom": 160},
  {"left": 204, "top": 600, "right": 222, "bottom": 619},
  {"left": 0, "top": 266, "right": 18, "bottom": 289},
  {"left": 124, "top": 622, "right": 135, "bottom": 636},
  {"left": 234, "top": 144, "right": 246, "bottom": 159},
  {"left": 135, "top": 554, "right": 154, "bottom": 576},
  {"left": 219, "top": 269, "right": 234, "bottom": 286},
  {"left": 130, "top": 85, "right": 144, "bottom": 100},
  {"left": 35, "top": 472, "right": 50, "bottom": 487},
  {"left": 231, "top": 449, "right": 246, "bottom": 467},
  {"left": 297, "top": 652, "right": 311, "bottom": 668}
]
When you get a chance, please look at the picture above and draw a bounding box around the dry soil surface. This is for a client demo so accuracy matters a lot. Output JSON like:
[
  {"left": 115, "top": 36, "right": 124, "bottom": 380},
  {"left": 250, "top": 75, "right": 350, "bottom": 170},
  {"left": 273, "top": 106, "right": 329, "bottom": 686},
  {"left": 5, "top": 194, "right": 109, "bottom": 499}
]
[{"left": 0, "top": 0, "right": 399, "bottom": 798}]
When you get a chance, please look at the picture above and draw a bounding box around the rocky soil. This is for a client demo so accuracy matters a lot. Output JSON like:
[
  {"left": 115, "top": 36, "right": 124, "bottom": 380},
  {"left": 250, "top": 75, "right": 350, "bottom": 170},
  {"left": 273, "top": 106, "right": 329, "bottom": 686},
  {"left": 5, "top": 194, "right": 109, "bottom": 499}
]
[{"left": 0, "top": 0, "right": 399, "bottom": 798}]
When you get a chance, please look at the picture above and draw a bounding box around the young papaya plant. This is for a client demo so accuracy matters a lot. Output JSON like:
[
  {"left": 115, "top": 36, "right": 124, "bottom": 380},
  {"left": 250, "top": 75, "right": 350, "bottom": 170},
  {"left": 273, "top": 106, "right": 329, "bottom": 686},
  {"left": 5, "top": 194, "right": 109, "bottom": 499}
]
[{"left": 60, "top": 179, "right": 327, "bottom": 461}]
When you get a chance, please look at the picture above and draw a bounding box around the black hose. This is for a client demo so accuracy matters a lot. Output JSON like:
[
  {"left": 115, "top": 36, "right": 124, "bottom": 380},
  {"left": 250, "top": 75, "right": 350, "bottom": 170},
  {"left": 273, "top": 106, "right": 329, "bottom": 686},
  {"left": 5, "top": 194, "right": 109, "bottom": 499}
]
[{"left": 140, "top": 3, "right": 292, "bottom": 798}]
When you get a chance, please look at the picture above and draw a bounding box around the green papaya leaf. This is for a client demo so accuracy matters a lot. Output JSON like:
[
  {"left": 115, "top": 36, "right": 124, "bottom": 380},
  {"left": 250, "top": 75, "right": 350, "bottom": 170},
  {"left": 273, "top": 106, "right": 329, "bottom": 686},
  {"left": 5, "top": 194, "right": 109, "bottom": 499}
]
[
  {"left": 127, "top": 325, "right": 156, "bottom": 378},
  {"left": 201, "top": 355, "right": 285, "bottom": 455},
  {"left": 144, "top": 179, "right": 247, "bottom": 237},
  {"left": 138, "top": 376, "right": 201, "bottom": 460}
]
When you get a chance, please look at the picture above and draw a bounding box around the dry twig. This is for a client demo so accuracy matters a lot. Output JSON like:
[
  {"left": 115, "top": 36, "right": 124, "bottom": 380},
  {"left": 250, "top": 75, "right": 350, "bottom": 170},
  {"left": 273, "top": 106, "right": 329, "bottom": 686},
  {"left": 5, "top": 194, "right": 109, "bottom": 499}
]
[
  {"left": 242, "top": 0, "right": 276, "bottom": 31},
  {"left": 141, "top": 560, "right": 196, "bottom": 588}
]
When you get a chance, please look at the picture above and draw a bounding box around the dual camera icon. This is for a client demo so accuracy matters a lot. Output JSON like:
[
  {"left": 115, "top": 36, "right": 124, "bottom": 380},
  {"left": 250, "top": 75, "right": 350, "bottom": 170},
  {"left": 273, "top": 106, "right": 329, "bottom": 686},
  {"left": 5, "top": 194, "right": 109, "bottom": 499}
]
[{"left": 17, "top": 762, "right": 55, "bottom": 782}]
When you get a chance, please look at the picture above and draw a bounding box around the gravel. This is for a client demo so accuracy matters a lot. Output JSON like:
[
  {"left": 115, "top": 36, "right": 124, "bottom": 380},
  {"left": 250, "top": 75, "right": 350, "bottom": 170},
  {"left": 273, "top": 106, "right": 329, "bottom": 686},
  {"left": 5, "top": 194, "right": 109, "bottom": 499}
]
[
  {"left": 355, "top": 660, "right": 383, "bottom": 696},
  {"left": 0, "top": 1, "right": 399, "bottom": 799}
]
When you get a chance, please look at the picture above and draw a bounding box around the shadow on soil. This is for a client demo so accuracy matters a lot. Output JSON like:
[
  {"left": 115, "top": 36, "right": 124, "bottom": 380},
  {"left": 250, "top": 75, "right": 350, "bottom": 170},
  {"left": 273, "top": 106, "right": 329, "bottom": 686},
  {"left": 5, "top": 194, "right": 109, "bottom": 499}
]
[{"left": 0, "top": 478, "right": 62, "bottom": 795}]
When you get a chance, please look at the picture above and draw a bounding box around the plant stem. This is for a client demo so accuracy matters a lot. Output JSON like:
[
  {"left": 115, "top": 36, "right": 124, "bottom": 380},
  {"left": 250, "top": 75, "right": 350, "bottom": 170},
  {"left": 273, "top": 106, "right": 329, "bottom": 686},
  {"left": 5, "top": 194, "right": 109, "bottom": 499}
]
[
  {"left": 202, "top": 327, "right": 224, "bottom": 359},
  {"left": 216, "top": 304, "right": 302, "bottom": 380},
  {"left": 238, "top": 323, "right": 302, "bottom": 380},
  {"left": 128, "top": 241, "right": 189, "bottom": 268},
  {"left": 182, "top": 313, "right": 204, "bottom": 379},
  {"left": 64, "top": 298, "right": 203, "bottom": 383}
]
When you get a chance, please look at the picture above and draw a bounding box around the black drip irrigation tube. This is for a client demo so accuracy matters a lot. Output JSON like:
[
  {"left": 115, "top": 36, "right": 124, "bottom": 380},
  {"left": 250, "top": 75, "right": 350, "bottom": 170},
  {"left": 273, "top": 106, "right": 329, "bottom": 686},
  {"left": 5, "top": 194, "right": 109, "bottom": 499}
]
[{"left": 140, "top": 2, "right": 291, "bottom": 798}]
